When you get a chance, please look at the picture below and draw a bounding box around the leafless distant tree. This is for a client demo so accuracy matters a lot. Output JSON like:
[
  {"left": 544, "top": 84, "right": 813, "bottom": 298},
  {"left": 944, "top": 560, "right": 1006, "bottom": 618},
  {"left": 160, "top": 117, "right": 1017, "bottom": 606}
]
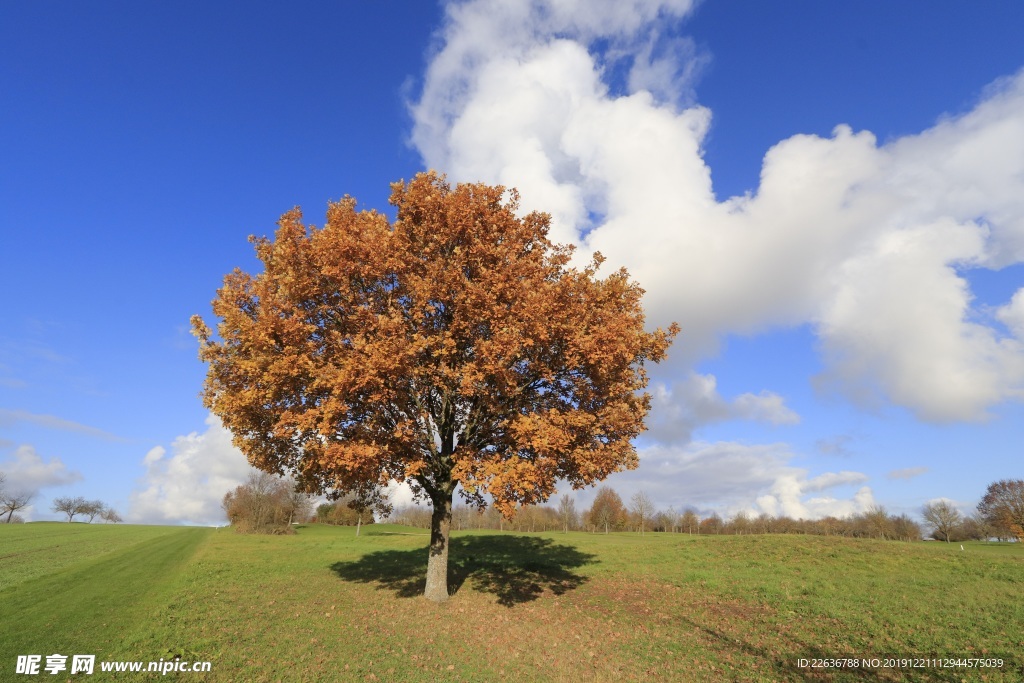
[
  {"left": 729, "top": 511, "right": 752, "bottom": 535},
  {"left": 282, "top": 486, "right": 313, "bottom": 526},
  {"left": 223, "top": 471, "right": 284, "bottom": 533},
  {"left": 2, "top": 489, "right": 34, "bottom": 523},
  {"left": 100, "top": 507, "right": 123, "bottom": 523},
  {"left": 859, "top": 505, "right": 893, "bottom": 540},
  {"left": 753, "top": 513, "right": 774, "bottom": 534},
  {"left": 223, "top": 472, "right": 314, "bottom": 534},
  {"left": 80, "top": 500, "right": 106, "bottom": 523},
  {"left": 630, "top": 491, "right": 654, "bottom": 535},
  {"left": 959, "top": 513, "right": 993, "bottom": 540},
  {"left": 921, "top": 500, "right": 963, "bottom": 542},
  {"left": 52, "top": 496, "right": 89, "bottom": 522},
  {"left": 889, "top": 514, "right": 922, "bottom": 542},
  {"left": 557, "top": 495, "right": 578, "bottom": 533},
  {"left": 342, "top": 483, "right": 393, "bottom": 536},
  {"left": 664, "top": 505, "right": 677, "bottom": 533},
  {"left": 680, "top": 509, "right": 699, "bottom": 535}
]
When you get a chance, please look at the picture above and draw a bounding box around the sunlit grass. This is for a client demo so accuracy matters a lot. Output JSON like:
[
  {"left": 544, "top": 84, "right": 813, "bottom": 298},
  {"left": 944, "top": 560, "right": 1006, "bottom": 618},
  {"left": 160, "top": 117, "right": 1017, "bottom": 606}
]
[
  {"left": 0, "top": 522, "right": 195, "bottom": 590},
  {"left": 1, "top": 523, "right": 1021, "bottom": 681}
]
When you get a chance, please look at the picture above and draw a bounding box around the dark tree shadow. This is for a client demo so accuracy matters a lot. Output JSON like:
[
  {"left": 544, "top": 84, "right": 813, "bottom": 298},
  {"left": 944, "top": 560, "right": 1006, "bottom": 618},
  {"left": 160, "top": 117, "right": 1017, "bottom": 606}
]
[{"left": 329, "top": 534, "right": 597, "bottom": 606}]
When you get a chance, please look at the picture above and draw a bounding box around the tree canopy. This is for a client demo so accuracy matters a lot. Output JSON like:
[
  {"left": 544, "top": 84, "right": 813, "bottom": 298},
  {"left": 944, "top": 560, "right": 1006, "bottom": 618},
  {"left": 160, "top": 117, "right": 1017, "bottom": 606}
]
[
  {"left": 193, "top": 171, "right": 676, "bottom": 600},
  {"left": 586, "top": 486, "right": 628, "bottom": 533},
  {"left": 977, "top": 479, "right": 1024, "bottom": 540}
]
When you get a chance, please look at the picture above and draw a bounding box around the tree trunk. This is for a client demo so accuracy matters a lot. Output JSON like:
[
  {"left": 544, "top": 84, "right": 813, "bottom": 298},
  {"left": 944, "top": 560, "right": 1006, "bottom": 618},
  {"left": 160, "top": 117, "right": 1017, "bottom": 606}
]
[
  {"left": 424, "top": 493, "right": 453, "bottom": 602},
  {"left": 356, "top": 512, "right": 362, "bottom": 537}
]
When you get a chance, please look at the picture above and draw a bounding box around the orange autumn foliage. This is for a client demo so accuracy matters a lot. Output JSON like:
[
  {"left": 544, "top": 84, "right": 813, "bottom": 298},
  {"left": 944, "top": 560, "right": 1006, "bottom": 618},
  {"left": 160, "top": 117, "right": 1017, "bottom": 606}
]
[{"left": 193, "top": 171, "right": 676, "bottom": 598}]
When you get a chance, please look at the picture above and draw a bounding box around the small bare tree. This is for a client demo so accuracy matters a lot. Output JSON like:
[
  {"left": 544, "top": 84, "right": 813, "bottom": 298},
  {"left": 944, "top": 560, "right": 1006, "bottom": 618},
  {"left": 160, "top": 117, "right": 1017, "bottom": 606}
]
[
  {"left": 52, "top": 496, "right": 89, "bottom": 522},
  {"left": 2, "top": 489, "right": 34, "bottom": 524},
  {"left": 342, "top": 483, "right": 393, "bottom": 537},
  {"left": 921, "top": 500, "right": 962, "bottom": 542},
  {"left": 282, "top": 486, "right": 313, "bottom": 526},
  {"left": 960, "top": 513, "right": 993, "bottom": 540},
  {"left": 859, "top": 505, "right": 893, "bottom": 540},
  {"left": 730, "top": 511, "right": 751, "bottom": 535},
  {"left": 557, "top": 495, "right": 578, "bottom": 533},
  {"left": 80, "top": 500, "right": 105, "bottom": 523},
  {"left": 100, "top": 507, "right": 123, "bottom": 523},
  {"left": 680, "top": 509, "right": 699, "bottom": 535},
  {"left": 223, "top": 471, "right": 292, "bottom": 533},
  {"left": 630, "top": 491, "right": 654, "bottom": 536}
]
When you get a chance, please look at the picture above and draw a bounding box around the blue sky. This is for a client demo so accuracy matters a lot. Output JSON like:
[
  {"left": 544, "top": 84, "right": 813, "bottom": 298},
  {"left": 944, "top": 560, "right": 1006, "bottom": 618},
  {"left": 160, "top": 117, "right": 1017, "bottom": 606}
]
[{"left": 2, "top": 0, "right": 1023, "bottom": 525}]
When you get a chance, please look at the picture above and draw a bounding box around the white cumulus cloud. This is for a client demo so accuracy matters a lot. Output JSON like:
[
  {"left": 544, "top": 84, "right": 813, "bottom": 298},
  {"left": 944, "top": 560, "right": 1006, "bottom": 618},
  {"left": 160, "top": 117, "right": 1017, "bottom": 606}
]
[
  {"left": 0, "top": 444, "right": 82, "bottom": 494},
  {"left": 646, "top": 373, "right": 798, "bottom": 444},
  {"left": 997, "top": 288, "right": 1024, "bottom": 339},
  {"left": 129, "top": 414, "right": 254, "bottom": 526},
  {"left": 411, "top": 1, "right": 1024, "bottom": 423}
]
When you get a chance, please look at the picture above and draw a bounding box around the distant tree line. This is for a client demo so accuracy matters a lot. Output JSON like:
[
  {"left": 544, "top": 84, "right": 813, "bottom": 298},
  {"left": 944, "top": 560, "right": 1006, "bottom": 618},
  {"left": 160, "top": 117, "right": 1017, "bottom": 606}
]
[
  {"left": 217, "top": 475, "right": 1024, "bottom": 544},
  {"left": 51, "top": 496, "right": 122, "bottom": 523},
  {"left": 386, "top": 479, "right": 1024, "bottom": 543},
  {"left": 0, "top": 472, "right": 125, "bottom": 524},
  {"left": 392, "top": 489, "right": 923, "bottom": 541},
  {"left": 313, "top": 484, "right": 393, "bottom": 536},
  {"left": 919, "top": 479, "right": 1024, "bottom": 543}
]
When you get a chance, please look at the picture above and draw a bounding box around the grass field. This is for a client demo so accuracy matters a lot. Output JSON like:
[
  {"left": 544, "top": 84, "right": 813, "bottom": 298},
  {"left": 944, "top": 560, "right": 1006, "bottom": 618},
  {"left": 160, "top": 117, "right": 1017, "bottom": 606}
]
[{"left": 1, "top": 523, "right": 1022, "bottom": 682}]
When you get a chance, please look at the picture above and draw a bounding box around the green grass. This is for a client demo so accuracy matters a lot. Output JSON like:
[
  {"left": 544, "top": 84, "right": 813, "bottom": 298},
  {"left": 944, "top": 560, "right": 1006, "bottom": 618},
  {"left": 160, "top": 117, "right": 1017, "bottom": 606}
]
[
  {"left": 1, "top": 524, "right": 1022, "bottom": 681},
  {"left": 0, "top": 522, "right": 192, "bottom": 590}
]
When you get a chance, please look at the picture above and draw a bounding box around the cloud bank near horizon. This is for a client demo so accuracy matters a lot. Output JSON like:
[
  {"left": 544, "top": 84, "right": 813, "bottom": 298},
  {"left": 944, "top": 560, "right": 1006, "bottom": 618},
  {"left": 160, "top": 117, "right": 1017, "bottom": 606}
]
[{"left": 129, "top": 414, "right": 254, "bottom": 526}]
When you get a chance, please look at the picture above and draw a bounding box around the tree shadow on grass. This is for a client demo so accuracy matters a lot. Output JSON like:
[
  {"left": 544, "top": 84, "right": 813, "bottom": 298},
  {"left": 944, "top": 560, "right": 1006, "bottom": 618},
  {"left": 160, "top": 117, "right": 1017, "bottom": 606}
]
[{"left": 329, "top": 535, "right": 597, "bottom": 606}]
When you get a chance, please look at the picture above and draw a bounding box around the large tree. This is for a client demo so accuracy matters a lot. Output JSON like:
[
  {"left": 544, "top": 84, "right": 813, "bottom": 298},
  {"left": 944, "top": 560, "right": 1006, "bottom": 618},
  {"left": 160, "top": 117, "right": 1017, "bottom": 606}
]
[
  {"left": 977, "top": 479, "right": 1024, "bottom": 541},
  {"left": 193, "top": 172, "right": 677, "bottom": 601}
]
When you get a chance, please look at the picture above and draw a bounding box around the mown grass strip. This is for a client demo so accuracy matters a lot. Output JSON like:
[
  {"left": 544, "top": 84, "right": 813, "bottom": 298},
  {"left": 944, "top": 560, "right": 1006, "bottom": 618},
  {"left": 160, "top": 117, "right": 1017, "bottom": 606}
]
[
  {"left": 0, "top": 523, "right": 189, "bottom": 590},
  {"left": 0, "top": 527, "right": 211, "bottom": 664}
]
